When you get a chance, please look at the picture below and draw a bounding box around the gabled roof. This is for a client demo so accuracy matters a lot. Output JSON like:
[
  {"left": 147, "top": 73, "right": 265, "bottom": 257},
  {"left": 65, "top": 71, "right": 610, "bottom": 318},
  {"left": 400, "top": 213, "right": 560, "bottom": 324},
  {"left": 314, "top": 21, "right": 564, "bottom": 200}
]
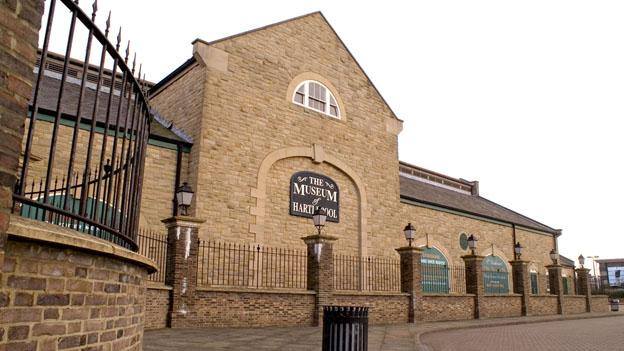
[
  {"left": 34, "top": 51, "right": 192, "bottom": 145},
  {"left": 150, "top": 11, "right": 401, "bottom": 120},
  {"left": 559, "top": 255, "right": 575, "bottom": 268},
  {"left": 400, "top": 175, "right": 559, "bottom": 235}
]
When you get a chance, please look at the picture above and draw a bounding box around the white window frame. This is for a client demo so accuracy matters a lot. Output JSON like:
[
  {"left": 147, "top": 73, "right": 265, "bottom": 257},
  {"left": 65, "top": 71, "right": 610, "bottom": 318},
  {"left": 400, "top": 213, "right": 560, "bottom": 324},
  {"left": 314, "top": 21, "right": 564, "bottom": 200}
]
[{"left": 292, "top": 80, "right": 340, "bottom": 119}]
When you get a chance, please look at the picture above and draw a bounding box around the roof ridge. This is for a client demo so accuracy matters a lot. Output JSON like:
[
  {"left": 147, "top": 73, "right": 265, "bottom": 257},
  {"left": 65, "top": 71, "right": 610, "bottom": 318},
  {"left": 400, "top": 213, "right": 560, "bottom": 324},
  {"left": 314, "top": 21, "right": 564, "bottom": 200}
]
[
  {"left": 190, "top": 11, "right": 401, "bottom": 120},
  {"left": 193, "top": 11, "right": 322, "bottom": 47},
  {"left": 476, "top": 195, "right": 558, "bottom": 233}
]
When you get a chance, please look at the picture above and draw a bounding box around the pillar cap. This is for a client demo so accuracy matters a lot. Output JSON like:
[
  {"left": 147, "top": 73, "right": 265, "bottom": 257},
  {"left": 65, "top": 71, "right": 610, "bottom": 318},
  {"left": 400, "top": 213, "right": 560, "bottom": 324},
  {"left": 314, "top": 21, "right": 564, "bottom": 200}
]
[
  {"left": 395, "top": 246, "right": 423, "bottom": 254},
  {"left": 461, "top": 254, "right": 485, "bottom": 260},
  {"left": 575, "top": 267, "right": 591, "bottom": 272},
  {"left": 161, "top": 216, "right": 206, "bottom": 228},
  {"left": 301, "top": 234, "right": 338, "bottom": 244},
  {"left": 509, "top": 259, "right": 529, "bottom": 265},
  {"left": 545, "top": 264, "right": 563, "bottom": 269}
]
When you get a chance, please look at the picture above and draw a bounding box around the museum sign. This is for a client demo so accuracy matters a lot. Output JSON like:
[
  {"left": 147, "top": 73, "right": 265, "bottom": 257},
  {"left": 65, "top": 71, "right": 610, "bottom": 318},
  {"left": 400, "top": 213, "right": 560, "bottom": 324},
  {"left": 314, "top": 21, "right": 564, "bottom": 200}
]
[{"left": 290, "top": 171, "right": 339, "bottom": 222}]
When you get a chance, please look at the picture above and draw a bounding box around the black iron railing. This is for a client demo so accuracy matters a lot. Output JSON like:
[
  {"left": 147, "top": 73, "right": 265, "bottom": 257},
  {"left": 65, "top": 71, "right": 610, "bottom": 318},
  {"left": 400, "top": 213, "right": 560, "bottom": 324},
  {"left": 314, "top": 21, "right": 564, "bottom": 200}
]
[
  {"left": 421, "top": 263, "right": 466, "bottom": 294},
  {"left": 137, "top": 229, "right": 168, "bottom": 283},
  {"left": 197, "top": 241, "right": 308, "bottom": 290},
  {"left": 333, "top": 255, "right": 401, "bottom": 292},
  {"left": 13, "top": 0, "right": 151, "bottom": 250}
]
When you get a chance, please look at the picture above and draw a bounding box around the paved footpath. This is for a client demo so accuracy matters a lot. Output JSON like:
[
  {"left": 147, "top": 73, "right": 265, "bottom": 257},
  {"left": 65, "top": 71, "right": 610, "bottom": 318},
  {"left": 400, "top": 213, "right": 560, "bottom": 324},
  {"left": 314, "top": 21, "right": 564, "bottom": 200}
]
[
  {"left": 144, "top": 312, "right": 621, "bottom": 351},
  {"left": 421, "top": 315, "right": 624, "bottom": 351}
]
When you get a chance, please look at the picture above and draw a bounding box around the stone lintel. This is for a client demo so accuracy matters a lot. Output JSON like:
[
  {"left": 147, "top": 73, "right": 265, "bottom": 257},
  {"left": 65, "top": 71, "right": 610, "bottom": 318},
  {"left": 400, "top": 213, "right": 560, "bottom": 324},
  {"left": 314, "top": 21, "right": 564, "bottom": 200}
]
[
  {"left": 301, "top": 234, "right": 338, "bottom": 244},
  {"left": 161, "top": 216, "right": 206, "bottom": 228},
  {"left": 395, "top": 246, "right": 423, "bottom": 255}
]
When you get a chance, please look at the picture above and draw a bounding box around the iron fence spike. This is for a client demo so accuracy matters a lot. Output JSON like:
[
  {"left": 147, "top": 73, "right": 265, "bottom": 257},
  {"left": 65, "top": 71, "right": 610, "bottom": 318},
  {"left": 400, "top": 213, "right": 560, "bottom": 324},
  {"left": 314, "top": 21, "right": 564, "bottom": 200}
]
[
  {"left": 116, "top": 27, "right": 121, "bottom": 50},
  {"left": 125, "top": 40, "right": 130, "bottom": 62},
  {"left": 105, "top": 11, "right": 111, "bottom": 36},
  {"left": 90, "top": 0, "right": 97, "bottom": 20}
]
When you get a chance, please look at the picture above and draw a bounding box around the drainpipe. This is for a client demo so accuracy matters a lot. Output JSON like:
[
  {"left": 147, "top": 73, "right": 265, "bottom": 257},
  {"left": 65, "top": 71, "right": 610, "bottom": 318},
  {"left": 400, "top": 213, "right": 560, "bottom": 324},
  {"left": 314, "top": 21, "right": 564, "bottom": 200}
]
[{"left": 172, "top": 143, "right": 182, "bottom": 216}]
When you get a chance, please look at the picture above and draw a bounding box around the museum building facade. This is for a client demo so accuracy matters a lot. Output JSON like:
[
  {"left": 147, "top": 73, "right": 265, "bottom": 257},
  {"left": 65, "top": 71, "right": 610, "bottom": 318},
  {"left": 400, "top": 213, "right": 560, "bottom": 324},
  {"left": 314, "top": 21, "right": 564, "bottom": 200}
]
[{"left": 10, "top": 10, "right": 605, "bottom": 331}]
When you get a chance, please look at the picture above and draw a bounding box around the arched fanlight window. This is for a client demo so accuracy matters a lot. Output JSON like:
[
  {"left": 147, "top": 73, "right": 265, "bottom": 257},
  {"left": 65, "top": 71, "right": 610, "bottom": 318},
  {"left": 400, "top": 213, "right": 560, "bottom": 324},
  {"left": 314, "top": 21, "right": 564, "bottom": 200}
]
[{"left": 293, "top": 80, "right": 340, "bottom": 118}]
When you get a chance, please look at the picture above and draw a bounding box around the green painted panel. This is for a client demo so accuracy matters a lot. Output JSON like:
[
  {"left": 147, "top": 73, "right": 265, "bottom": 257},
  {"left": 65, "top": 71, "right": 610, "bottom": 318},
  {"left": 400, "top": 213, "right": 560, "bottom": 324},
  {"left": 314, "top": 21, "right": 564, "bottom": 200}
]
[{"left": 483, "top": 255, "right": 509, "bottom": 294}]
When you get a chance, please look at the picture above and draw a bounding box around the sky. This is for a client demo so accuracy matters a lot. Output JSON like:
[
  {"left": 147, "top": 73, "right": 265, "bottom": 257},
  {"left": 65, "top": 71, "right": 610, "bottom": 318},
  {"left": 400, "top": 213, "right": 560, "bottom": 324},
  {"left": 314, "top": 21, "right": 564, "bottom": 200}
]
[{"left": 42, "top": 1, "right": 624, "bottom": 270}]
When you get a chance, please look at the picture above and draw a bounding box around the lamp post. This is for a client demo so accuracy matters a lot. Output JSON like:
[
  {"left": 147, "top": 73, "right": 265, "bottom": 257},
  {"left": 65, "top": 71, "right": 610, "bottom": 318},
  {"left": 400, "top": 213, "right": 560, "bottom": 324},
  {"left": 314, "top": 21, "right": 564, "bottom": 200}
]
[
  {"left": 587, "top": 255, "right": 599, "bottom": 277},
  {"left": 578, "top": 254, "right": 585, "bottom": 268},
  {"left": 467, "top": 234, "right": 477, "bottom": 255},
  {"left": 549, "top": 249, "right": 559, "bottom": 265},
  {"left": 403, "top": 223, "right": 415, "bottom": 247},
  {"left": 312, "top": 207, "right": 327, "bottom": 236},
  {"left": 311, "top": 207, "right": 327, "bottom": 262},
  {"left": 175, "top": 182, "right": 194, "bottom": 216},
  {"left": 514, "top": 242, "right": 523, "bottom": 260}
]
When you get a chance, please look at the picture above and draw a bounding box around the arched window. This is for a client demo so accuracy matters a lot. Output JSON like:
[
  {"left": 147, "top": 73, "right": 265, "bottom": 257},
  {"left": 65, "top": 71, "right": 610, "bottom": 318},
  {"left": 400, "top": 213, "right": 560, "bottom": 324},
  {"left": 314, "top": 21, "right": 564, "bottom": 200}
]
[
  {"left": 530, "top": 269, "right": 539, "bottom": 295},
  {"left": 420, "top": 247, "right": 449, "bottom": 293},
  {"left": 292, "top": 80, "right": 340, "bottom": 118},
  {"left": 482, "top": 255, "right": 510, "bottom": 294}
]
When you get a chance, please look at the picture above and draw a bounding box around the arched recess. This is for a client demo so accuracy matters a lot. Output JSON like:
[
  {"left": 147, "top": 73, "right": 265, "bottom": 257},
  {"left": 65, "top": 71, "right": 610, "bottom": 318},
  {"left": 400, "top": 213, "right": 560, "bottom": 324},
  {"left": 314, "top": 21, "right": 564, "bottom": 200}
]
[
  {"left": 419, "top": 245, "right": 452, "bottom": 293},
  {"left": 479, "top": 246, "right": 513, "bottom": 274},
  {"left": 414, "top": 237, "right": 454, "bottom": 266},
  {"left": 249, "top": 144, "right": 368, "bottom": 257},
  {"left": 480, "top": 245, "right": 514, "bottom": 293}
]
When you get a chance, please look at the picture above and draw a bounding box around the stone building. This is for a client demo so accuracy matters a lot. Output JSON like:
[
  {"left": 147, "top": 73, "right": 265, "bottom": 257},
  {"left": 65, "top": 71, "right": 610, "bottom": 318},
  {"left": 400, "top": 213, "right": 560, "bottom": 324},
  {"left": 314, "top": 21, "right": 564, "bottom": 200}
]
[
  {"left": 7, "top": 7, "right": 607, "bottom": 334},
  {"left": 146, "top": 12, "right": 560, "bottom": 293}
]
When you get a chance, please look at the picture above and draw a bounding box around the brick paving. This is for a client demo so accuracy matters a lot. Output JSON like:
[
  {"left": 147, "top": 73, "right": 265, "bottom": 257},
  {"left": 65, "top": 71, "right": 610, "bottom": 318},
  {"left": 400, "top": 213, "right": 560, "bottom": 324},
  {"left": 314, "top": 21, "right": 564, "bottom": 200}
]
[
  {"left": 143, "top": 312, "right": 621, "bottom": 351},
  {"left": 421, "top": 315, "right": 624, "bottom": 351}
]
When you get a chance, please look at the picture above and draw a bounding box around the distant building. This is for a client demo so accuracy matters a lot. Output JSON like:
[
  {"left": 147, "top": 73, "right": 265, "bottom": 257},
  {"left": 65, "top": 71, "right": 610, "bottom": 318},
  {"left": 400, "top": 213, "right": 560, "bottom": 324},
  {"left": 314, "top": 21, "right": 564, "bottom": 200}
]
[{"left": 597, "top": 259, "right": 624, "bottom": 288}]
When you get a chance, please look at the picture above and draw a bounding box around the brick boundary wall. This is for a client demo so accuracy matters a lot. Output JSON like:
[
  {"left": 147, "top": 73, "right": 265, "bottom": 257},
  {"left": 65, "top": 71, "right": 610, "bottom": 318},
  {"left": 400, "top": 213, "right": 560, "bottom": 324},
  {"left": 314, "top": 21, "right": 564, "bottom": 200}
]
[
  {"left": 528, "top": 295, "right": 559, "bottom": 316},
  {"left": 191, "top": 288, "right": 316, "bottom": 328},
  {"left": 421, "top": 295, "right": 475, "bottom": 322},
  {"left": 329, "top": 292, "right": 410, "bottom": 324},
  {"left": 1, "top": 216, "right": 156, "bottom": 350},
  {"left": 591, "top": 296, "right": 610, "bottom": 313},
  {"left": 145, "top": 285, "right": 171, "bottom": 330},
  {"left": 563, "top": 295, "right": 589, "bottom": 315},
  {"left": 481, "top": 295, "right": 523, "bottom": 318}
]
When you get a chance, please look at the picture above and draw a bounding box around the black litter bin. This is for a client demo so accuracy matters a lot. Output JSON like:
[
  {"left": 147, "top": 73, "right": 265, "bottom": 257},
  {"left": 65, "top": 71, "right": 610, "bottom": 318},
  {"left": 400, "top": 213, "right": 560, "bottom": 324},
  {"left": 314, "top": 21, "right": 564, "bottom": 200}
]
[{"left": 322, "top": 306, "right": 369, "bottom": 351}]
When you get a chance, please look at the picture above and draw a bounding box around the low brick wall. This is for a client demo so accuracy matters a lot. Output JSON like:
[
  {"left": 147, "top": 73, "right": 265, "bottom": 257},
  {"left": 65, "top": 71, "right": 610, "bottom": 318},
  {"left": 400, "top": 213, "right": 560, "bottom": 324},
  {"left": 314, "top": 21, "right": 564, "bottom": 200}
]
[
  {"left": 481, "top": 295, "right": 522, "bottom": 318},
  {"left": 1, "top": 216, "right": 156, "bottom": 351},
  {"left": 145, "top": 284, "right": 172, "bottom": 330},
  {"left": 189, "top": 288, "right": 316, "bottom": 328},
  {"left": 591, "top": 295, "right": 610, "bottom": 313},
  {"left": 330, "top": 292, "right": 410, "bottom": 324},
  {"left": 528, "top": 295, "right": 558, "bottom": 316},
  {"left": 563, "top": 295, "right": 587, "bottom": 314},
  {"left": 421, "top": 294, "right": 475, "bottom": 322}
]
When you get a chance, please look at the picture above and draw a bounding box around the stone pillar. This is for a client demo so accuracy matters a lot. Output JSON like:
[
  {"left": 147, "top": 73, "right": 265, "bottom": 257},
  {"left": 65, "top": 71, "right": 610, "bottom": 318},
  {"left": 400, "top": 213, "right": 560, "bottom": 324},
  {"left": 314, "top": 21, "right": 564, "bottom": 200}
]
[
  {"left": 510, "top": 260, "right": 531, "bottom": 316},
  {"left": 396, "top": 246, "right": 423, "bottom": 323},
  {"left": 0, "top": 0, "right": 45, "bottom": 269},
  {"left": 576, "top": 267, "right": 592, "bottom": 312},
  {"left": 462, "top": 254, "right": 485, "bottom": 319},
  {"left": 547, "top": 264, "right": 564, "bottom": 314},
  {"left": 302, "top": 234, "right": 337, "bottom": 326},
  {"left": 162, "top": 216, "right": 205, "bottom": 328}
]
